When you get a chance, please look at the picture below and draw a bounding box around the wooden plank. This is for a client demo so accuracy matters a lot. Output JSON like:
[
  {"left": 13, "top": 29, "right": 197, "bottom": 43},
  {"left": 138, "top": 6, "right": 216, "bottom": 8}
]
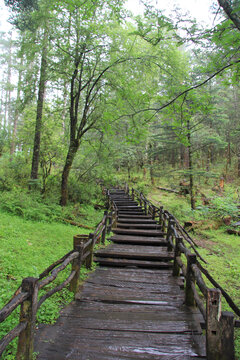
[
  {"left": 117, "top": 218, "right": 157, "bottom": 224},
  {"left": 94, "top": 257, "right": 173, "bottom": 269},
  {"left": 117, "top": 223, "right": 162, "bottom": 229},
  {"left": 35, "top": 326, "right": 205, "bottom": 359},
  {"left": 113, "top": 228, "right": 165, "bottom": 237},
  {"left": 95, "top": 244, "right": 173, "bottom": 261},
  {"left": 96, "top": 243, "right": 172, "bottom": 254},
  {"left": 118, "top": 214, "right": 152, "bottom": 219},
  {"left": 110, "top": 235, "right": 167, "bottom": 246}
]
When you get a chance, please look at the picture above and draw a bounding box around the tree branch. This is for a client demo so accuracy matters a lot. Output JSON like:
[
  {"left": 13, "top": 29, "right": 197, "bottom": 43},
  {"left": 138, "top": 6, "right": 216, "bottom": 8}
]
[{"left": 217, "top": 0, "right": 240, "bottom": 31}]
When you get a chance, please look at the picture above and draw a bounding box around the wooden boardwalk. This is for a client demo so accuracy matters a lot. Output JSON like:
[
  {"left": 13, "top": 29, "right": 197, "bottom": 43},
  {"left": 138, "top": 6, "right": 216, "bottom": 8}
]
[{"left": 35, "top": 189, "right": 206, "bottom": 359}]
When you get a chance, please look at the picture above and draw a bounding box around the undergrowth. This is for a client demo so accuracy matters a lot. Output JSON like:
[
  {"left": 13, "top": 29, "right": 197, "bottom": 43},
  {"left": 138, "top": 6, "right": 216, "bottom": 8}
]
[{"left": 0, "top": 203, "right": 104, "bottom": 359}]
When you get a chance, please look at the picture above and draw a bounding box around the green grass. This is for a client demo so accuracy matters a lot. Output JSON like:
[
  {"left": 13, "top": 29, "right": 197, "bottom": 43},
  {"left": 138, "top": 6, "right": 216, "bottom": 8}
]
[{"left": 0, "top": 207, "right": 103, "bottom": 359}]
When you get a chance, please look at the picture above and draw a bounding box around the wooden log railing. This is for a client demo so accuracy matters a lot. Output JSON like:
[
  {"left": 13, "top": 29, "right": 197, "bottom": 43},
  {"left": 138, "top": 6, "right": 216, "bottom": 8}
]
[
  {"left": 122, "top": 186, "right": 240, "bottom": 360},
  {"left": 0, "top": 210, "right": 112, "bottom": 359}
]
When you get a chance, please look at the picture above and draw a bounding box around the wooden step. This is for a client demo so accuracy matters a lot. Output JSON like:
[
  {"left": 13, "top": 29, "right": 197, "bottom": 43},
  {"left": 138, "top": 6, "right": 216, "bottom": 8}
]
[
  {"left": 118, "top": 214, "right": 151, "bottom": 219},
  {"left": 117, "top": 218, "right": 156, "bottom": 224},
  {"left": 95, "top": 251, "right": 173, "bottom": 262},
  {"left": 117, "top": 223, "right": 162, "bottom": 230},
  {"left": 118, "top": 211, "right": 145, "bottom": 216},
  {"left": 113, "top": 201, "right": 138, "bottom": 205},
  {"left": 116, "top": 206, "right": 143, "bottom": 210},
  {"left": 113, "top": 228, "right": 166, "bottom": 237},
  {"left": 110, "top": 235, "right": 167, "bottom": 246},
  {"left": 94, "top": 257, "right": 173, "bottom": 269}
]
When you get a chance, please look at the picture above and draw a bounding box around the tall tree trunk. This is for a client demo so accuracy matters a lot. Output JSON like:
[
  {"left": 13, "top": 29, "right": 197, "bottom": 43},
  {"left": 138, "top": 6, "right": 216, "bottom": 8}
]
[
  {"left": 187, "top": 120, "right": 195, "bottom": 210},
  {"left": 238, "top": 145, "right": 240, "bottom": 178},
  {"left": 10, "top": 57, "right": 23, "bottom": 156},
  {"left": 60, "top": 143, "right": 79, "bottom": 206},
  {"left": 30, "top": 28, "right": 48, "bottom": 180},
  {"left": 4, "top": 32, "right": 13, "bottom": 132},
  {"left": 180, "top": 144, "right": 185, "bottom": 168}
]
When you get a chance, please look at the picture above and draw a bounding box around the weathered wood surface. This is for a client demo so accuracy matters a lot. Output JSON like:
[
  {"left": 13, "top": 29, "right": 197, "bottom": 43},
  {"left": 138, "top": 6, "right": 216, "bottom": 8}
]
[
  {"left": 110, "top": 234, "right": 167, "bottom": 245},
  {"left": 118, "top": 214, "right": 152, "bottom": 219},
  {"left": 95, "top": 244, "right": 173, "bottom": 261},
  {"left": 34, "top": 190, "right": 206, "bottom": 359},
  {"left": 113, "top": 228, "right": 165, "bottom": 236},
  {"left": 117, "top": 223, "right": 162, "bottom": 229},
  {"left": 35, "top": 267, "right": 205, "bottom": 359},
  {"left": 117, "top": 218, "right": 157, "bottom": 223}
]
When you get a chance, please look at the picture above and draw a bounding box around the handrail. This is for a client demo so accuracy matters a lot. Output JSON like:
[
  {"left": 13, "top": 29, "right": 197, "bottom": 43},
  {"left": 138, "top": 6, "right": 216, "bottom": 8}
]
[
  {"left": 0, "top": 208, "right": 112, "bottom": 359},
  {"left": 121, "top": 186, "right": 239, "bottom": 360}
]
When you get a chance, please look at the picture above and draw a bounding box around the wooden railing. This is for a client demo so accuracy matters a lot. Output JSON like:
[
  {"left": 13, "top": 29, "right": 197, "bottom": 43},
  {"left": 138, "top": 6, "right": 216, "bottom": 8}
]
[
  {"left": 0, "top": 211, "right": 112, "bottom": 360},
  {"left": 109, "top": 186, "right": 240, "bottom": 360}
]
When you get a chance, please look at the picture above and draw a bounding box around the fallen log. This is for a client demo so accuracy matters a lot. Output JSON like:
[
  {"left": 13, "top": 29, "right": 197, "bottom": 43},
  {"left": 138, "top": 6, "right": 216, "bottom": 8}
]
[
  {"left": 156, "top": 186, "right": 180, "bottom": 194},
  {"left": 226, "top": 229, "right": 240, "bottom": 236},
  {"left": 63, "top": 219, "right": 93, "bottom": 229}
]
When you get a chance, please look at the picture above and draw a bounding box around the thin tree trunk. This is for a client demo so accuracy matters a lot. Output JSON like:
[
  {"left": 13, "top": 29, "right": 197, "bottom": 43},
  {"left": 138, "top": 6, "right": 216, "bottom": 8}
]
[
  {"left": 238, "top": 145, "right": 240, "bottom": 177},
  {"left": 4, "top": 32, "right": 13, "bottom": 132},
  {"left": 30, "top": 27, "right": 48, "bottom": 180},
  {"left": 10, "top": 57, "right": 23, "bottom": 156},
  {"left": 60, "top": 143, "right": 78, "bottom": 206},
  {"left": 187, "top": 120, "right": 195, "bottom": 210},
  {"left": 180, "top": 144, "right": 185, "bottom": 168}
]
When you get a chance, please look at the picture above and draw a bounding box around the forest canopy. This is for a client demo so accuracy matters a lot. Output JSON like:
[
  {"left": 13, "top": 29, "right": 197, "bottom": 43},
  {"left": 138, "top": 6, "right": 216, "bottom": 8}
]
[{"left": 0, "top": 0, "right": 239, "bottom": 207}]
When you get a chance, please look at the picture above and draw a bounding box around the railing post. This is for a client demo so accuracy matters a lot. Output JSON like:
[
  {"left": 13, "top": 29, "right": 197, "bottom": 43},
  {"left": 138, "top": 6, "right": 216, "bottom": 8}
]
[
  {"left": 70, "top": 235, "right": 84, "bottom": 294},
  {"left": 101, "top": 211, "right": 108, "bottom": 245},
  {"left": 131, "top": 188, "right": 135, "bottom": 200},
  {"left": 106, "top": 190, "right": 110, "bottom": 209},
  {"left": 143, "top": 200, "right": 147, "bottom": 215},
  {"left": 86, "top": 233, "right": 94, "bottom": 269},
  {"left": 206, "top": 289, "right": 235, "bottom": 360},
  {"left": 220, "top": 312, "right": 235, "bottom": 360},
  {"left": 162, "top": 211, "right": 167, "bottom": 233},
  {"left": 152, "top": 205, "right": 156, "bottom": 220},
  {"left": 185, "top": 254, "right": 196, "bottom": 306},
  {"left": 173, "top": 237, "right": 182, "bottom": 277},
  {"left": 159, "top": 206, "right": 164, "bottom": 228},
  {"left": 166, "top": 219, "right": 175, "bottom": 251},
  {"left": 16, "top": 277, "right": 38, "bottom": 360},
  {"left": 112, "top": 209, "right": 118, "bottom": 228},
  {"left": 108, "top": 211, "right": 113, "bottom": 233}
]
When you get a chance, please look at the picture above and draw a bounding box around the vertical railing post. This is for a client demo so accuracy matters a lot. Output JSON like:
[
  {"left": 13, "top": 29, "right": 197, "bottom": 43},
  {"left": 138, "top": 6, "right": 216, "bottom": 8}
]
[
  {"left": 101, "top": 211, "right": 108, "bottom": 245},
  {"left": 112, "top": 208, "right": 118, "bottom": 229},
  {"left": 185, "top": 254, "right": 196, "bottom": 306},
  {"left": 219, "top": 312, "right": 235, "bottom": 360},
  {"left": 166, "top": 219, "right": 175, "bottom": 251},
  {"left": 131, "top": 188, "right": 135, "bottom": 201},
  {"left": 143, "top": 200, "right": 147, "bottom": 215},
  {"left": 159, "top": 206, "right": 164, "bottom": 228},
  {"left": 16, "top": 277, "right": 38, "bottom": 360},
  {"left": 152, "top": 205, "right": 156, "bottom": 220},
  {"left": 173, "top": 237, "right": 182, "bottom": 277},
  {"left": 106, "top": 190, "right": 110, "bottom": 209},
  {"left": 108, "top": 210, "right": 113, "bottom": 232},
  {"left": 86, "top": 233, "right": 94, "bottom": 269},
  {"left": 70, "top": 235, "right": 84, "bottom": 294},
  {"left": 206, "top": 289, "right": 235, "bottom": 360}
]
